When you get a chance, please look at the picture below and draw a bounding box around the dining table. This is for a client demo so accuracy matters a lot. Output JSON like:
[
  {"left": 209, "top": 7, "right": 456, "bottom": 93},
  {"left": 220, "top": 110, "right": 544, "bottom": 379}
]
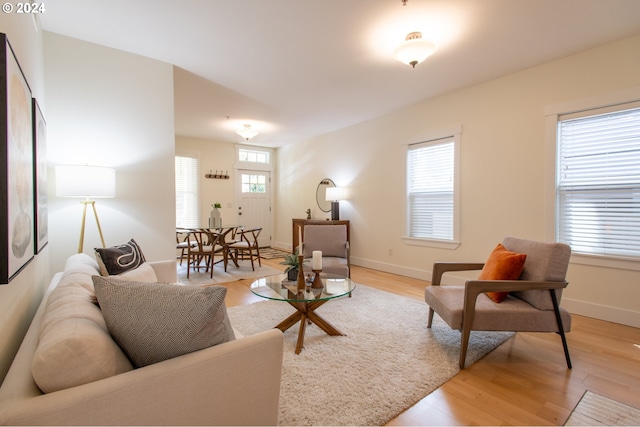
[{"left": 197, "top": 225, "right": 244, "bottom": 271}]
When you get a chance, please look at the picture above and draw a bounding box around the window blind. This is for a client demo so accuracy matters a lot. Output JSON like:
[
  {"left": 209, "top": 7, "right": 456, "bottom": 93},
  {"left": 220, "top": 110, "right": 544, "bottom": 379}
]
[
  {"left": 557, "top": 105, "right": 640, "bottom": 259},
  {"left": 175, "top": 155, "right": 199, "bottom": 228},
  {"left": 407, "top": 139, "right": 454, "bottom": 240}
]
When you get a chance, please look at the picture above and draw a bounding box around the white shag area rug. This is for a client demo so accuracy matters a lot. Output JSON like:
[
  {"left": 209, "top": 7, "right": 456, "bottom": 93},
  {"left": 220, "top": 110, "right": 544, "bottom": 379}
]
[
  {"left": 228, "top": 284, "right": 513, "bottom": 426},
  {"left": 565, "top": 391, "right": 640, "bottom": 426}
]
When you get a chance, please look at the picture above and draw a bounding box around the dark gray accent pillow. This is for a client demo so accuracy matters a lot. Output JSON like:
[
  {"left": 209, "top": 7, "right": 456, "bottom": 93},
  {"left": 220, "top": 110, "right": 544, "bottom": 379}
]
[
  {"left": 92, "top": 276, "right": 235, "bottom": 368},
  {"left": 94, "top": 238, "right": 146, "bottom": 276}
]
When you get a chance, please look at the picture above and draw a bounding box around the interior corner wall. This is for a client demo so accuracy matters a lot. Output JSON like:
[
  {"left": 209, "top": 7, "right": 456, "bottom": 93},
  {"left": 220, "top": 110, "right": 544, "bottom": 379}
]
[
  {"left": 44, "top": 32, "right": 176, "bottom": 274},
  {"left": 275, "top": 33, "right": 640, "bottom": 327},
  {"left": 0, "top": 14, "right": 50, "bottom": 384}
]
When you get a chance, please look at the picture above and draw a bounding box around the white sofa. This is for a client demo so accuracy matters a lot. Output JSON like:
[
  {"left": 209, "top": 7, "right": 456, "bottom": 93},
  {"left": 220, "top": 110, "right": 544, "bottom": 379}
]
[{"left": 0, "top": 254, "right": 284, "bottom": 426}]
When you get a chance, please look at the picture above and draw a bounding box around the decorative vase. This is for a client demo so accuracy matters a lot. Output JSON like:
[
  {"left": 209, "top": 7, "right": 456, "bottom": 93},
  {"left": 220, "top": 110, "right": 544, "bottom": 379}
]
[
  {"left": 296, "top": 255, "right": 306, "bottom": 291},
  {"left": 287, "top": 268, "right": 298, "bottom": 281},
  {"left": 209, "top": 208, "right": 222, "bottom": 228}
]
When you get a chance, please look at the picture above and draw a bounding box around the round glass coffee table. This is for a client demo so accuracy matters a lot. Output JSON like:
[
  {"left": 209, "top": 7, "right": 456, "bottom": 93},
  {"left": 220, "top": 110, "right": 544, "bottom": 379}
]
[{"left": 250, "top": 273, "right": 356, "bottom": 354}]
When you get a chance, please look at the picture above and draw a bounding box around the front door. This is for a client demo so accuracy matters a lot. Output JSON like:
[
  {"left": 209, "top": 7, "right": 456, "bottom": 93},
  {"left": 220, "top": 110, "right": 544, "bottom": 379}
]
[{"left": 235, "top": 169, "right": 272, "bottom": 247}]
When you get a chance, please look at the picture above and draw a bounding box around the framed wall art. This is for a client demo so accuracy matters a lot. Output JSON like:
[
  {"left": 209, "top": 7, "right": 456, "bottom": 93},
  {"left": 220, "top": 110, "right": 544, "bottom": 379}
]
[
  {"left": 33, "top": 98, "right": 47, "bottom": 253},
  {"left": 1, "top": 33, "right": 34, "bottom": 284}
]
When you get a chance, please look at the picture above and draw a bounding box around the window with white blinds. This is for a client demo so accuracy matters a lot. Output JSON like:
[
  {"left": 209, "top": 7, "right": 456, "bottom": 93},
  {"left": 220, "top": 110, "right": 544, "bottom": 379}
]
[
  {"left": 175, "top": 155, "right": 199, "bottom": 228},
  {"left": 407, "top": 137, "right": 456, "bottom": 241},
  {"left": 556, "top": 103, "right": 640, "bottom": 259}
]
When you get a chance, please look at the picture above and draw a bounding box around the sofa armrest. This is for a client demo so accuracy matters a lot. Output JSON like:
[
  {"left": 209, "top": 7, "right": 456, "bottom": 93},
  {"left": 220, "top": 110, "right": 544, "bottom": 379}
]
[
  {"left": 149, "top": 260, "right": 178, "bottom": 283},
  {"left": 0, "top": 329, "right": 284, "bottom": 426}
]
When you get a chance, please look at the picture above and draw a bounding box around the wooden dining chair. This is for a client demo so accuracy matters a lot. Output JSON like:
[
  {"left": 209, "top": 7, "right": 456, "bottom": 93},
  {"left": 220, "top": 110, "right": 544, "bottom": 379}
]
[
  {"left": 204, "top": 227, "right": 235, "bottom": 270},
  {"left": 185, "top": 230, "right": 221, "bottom": 278},
  {"left": 176, "top": 228, "right": 194, "bottom": 266},
  {"left": 227, "top": 228, "right": 262, "bottom": 271}
]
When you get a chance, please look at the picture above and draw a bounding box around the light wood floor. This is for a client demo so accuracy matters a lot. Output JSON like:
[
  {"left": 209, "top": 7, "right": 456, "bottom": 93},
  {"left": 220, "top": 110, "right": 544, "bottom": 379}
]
[{"left": 226, "top": 257, "right": 640, "bottom": 426}]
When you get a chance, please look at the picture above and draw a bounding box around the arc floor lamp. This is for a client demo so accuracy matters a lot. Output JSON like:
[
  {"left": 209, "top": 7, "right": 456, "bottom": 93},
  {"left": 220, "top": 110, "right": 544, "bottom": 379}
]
[{"left": 56, "top": 165, "right": 116, "bottom": 253}]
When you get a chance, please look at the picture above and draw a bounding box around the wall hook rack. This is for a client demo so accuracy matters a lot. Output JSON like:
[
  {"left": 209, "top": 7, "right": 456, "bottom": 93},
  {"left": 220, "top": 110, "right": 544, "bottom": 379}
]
[{"left": 205, "top": 170, "right": 230, "bottom": 179}]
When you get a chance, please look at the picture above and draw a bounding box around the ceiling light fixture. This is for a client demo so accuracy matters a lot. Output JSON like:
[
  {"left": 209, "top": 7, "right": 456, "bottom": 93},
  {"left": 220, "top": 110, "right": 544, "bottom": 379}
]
[
  {"left": 237, "top": 124, "right": 258, "bottom": 141},
  {"left": 393, "top": 32, "right": 437, "bottom": 68}
]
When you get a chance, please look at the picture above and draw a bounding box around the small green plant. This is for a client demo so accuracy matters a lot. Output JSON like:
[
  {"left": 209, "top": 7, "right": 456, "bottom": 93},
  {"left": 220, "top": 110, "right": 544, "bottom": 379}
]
[
  {"left": 280, "top": 247, "right": 300, "bottom": 272},
  {"left": 211, "top": 203, "right": 222, "bottom": 209}
]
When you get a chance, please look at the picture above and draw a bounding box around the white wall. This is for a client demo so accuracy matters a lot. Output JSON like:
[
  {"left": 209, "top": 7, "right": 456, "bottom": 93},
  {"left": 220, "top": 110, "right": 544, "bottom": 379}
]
[
  {"left": 44, "top": 33, "right": 176, "bottom": 273},
  {"left": 0, "top": 14, "right": 50, "bottom": 383},
  {"left": 175, "top": 136, "right": 239, "bottom": 227},
  {"left": 275, "top": 34, "right": 640, "bottom": 327}
]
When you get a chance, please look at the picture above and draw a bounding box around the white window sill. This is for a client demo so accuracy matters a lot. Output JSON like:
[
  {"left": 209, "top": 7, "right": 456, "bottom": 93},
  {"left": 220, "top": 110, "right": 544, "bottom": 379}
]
[
  {"left": 570, "top": 253, "right": 640, "bottom": 272},
  {"left": 402, "top": 237, "right": 460, "bottom": 250}
]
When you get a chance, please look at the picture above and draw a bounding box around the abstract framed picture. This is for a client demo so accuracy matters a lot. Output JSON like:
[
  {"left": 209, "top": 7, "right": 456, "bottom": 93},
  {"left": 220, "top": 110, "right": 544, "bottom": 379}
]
[
  {"left": 33, "top": 98, "right": 47, "bottom": 254},
  {"left": 1, "top": 33, "right": 34, "bottom": 284}
]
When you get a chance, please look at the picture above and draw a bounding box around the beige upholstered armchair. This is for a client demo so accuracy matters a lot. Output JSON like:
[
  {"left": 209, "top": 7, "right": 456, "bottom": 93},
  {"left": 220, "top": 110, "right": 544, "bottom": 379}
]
[
  {"left": 424, "top": 237, "right": 572, "bottom": 369},
  {"left": 302, "top": 224, "right": 350, "bottom": 278}
]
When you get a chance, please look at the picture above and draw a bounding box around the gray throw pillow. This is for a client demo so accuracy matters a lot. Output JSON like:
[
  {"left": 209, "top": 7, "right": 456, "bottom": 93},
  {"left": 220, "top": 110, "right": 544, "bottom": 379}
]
[
  {"left": 92, "top": 276, "right": 235, "bottom": 368},
  {"left": 94, "top": 238, "right": 146, "bottom": 276}
]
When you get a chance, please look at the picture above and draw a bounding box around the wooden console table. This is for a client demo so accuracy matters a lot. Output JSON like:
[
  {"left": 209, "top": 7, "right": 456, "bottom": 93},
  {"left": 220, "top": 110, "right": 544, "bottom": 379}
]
[{"left": 292, "top": 219, "right": 350, "bottom": 252}]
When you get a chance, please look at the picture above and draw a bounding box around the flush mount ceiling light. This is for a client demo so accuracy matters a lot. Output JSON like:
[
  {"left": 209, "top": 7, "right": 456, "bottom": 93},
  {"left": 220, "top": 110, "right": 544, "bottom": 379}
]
[
  {"left": 393, "top": 31, "right": 437, "bottom": 68},
  {"left": 237, "top": 124, "right": 258, "bottom": 141}
]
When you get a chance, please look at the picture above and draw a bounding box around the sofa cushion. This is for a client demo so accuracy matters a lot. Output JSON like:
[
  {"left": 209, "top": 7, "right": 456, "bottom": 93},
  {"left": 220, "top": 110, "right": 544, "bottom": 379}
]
[
  {"left": 478, "top": 243, "right": 527, "bottom": 303},
  {"left": 32, "top": 276, "right": 134, "bottom": 393},
  {"left": 95, "top": 238, "right": 146, "bottom": 276},
  {"left": 93, "top": 277, "right": 236, "bottom": 368}
]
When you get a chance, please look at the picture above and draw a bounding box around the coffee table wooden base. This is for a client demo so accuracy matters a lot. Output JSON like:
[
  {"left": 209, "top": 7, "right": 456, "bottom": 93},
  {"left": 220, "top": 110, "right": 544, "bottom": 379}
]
[{"left": 275, "top": 300, "right": 344, "bottom": 354}]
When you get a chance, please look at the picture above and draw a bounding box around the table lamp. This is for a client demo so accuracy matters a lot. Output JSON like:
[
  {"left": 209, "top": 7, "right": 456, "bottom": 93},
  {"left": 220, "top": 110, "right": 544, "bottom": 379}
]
[
  {"left": 325, "top": 187, "right": 346, "bottom": 221},
  {"left": 56, "top": 165, "right": 116, "bottom": 253}
]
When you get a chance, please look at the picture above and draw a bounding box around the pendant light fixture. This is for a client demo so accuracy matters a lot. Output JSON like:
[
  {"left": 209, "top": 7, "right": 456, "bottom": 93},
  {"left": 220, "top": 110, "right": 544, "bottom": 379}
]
[
  {"left": 393, "top": 31, "right": 437, "bottom": 68},
  {"left": 237, "top": 124, "right": 258, "bottom": 141}
]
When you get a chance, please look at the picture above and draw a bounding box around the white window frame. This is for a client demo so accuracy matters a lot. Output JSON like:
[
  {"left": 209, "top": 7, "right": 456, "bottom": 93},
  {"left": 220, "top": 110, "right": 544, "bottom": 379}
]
[
  {"left": 402, "top": 127, "right": 461, "bottom": 250},
  {"left": 545, "top": 86, "right": 640, "bottom": 271},
  {"left": 175, "top": 154, "right": 199, "bottom": 229},
  {"left": 239, "top": 172, "right": 268, "bottom": 194},
  {"left": 236, "top": 144, "right": 273, "bottom": 172}
]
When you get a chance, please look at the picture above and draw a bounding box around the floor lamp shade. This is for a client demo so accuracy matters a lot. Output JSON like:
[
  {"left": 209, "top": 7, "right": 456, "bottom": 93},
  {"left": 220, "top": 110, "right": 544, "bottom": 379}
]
[
  {"left": 325, "top": 187, "right": 346, "bottom": 221},
  {"left": 56, "top": 165, "right": 116, "bottom": 253},
  {"left": 55, "top": 165, "right": 116, "bottom": 198}
]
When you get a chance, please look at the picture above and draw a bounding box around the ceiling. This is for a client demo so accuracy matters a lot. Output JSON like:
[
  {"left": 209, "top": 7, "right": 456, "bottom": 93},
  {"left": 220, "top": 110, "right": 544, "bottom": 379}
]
[{"left": 39, "top": 0, "right": 640, "bottom": 147}]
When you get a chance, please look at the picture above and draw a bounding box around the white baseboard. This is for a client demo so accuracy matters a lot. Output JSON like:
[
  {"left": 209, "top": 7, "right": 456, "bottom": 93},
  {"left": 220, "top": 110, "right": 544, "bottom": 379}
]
[
  {"left": 560, "top": 299, "right": 640, "bottom": 328},
  {"left": 350, "top": 257, "right": 429, "bottom": 281},
  {"left": 273, "top": 250, "right": 639, "bottom": 329},
  {"left": 351, "top": 257, "right": 639, "bottom": 328}
]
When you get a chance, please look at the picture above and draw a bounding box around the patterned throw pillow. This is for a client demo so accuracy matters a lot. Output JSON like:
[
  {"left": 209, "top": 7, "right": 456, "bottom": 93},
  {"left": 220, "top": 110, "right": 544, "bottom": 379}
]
[
  {"left": 94, "top": 238, "right": 146, "bottom": 276},
  {"left": 92, "top": 276, "right": 235, "bottom": 368}
]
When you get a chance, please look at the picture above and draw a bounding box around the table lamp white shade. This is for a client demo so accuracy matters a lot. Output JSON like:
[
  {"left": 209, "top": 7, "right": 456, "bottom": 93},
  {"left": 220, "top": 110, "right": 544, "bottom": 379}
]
[
  {"left": 325, "top": 187, "right": 346, "bottom": 221},
  {"left": 325, "top": 187, "right": 346, "bottom": 202},
  {"left": 56, "top": 165, "right": 116, "bottom": 198}
]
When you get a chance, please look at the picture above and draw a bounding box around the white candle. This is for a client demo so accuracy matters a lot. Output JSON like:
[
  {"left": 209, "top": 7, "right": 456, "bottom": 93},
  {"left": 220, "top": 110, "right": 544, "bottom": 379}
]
[{"left": 312, "top": 251, "right": 322, "bottom": 270}]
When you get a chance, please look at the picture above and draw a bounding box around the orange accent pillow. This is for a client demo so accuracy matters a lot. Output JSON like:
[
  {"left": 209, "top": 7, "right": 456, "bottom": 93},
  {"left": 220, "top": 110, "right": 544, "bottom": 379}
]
[{"left": 479, "top": 243, "right": 527, "bottom": 303}]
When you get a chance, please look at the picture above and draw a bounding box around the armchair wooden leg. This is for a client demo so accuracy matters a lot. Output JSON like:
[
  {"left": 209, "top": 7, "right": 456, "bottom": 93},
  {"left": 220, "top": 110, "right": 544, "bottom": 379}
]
[
  {"left": 550, "top": 290, "right": 572, "bottom": 369},
  {"left": 460, "top": 325, "right": 471, "bottom": 369},
  {"left": 427, "top": 308, "right": 435, "bottom": 328}
]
